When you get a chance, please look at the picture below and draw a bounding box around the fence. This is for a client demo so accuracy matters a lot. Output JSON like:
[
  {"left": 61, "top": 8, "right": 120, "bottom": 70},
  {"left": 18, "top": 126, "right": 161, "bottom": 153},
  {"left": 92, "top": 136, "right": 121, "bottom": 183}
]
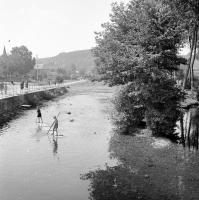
[{"left": 0, "top": 80, "right": 83, "bottom": 99}]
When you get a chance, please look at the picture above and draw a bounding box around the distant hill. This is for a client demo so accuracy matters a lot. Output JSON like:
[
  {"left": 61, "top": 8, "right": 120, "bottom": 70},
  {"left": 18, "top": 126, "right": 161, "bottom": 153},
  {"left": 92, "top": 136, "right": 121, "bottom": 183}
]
[{"left": 38, "top": 49, "right": 96, "bottom": 73}]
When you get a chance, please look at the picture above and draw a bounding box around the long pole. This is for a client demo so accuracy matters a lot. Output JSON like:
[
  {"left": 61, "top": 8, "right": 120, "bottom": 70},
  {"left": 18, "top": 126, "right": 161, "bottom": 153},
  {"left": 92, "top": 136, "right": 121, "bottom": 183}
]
[{"left": 46, "top": 121, "right": 55, "bottom": 134}]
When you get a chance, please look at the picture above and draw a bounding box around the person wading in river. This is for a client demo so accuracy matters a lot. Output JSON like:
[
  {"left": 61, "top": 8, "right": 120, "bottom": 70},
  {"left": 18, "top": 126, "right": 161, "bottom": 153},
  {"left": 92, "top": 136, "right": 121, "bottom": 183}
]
[
  {"left": 52, "top": 116, "right": 58, "bottom": 135},
  {"left": 37, "top": 106, "right": 43, "bottom": 123}
]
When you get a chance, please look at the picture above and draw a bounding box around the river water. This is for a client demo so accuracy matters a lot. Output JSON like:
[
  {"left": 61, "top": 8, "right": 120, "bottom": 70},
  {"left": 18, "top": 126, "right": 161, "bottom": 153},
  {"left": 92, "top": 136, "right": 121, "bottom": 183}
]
[
  {"left": 1, "top": 82, "right": 199, "bottom": 200},
  {"left": 0, "top": 83, "right": 117, "bottom": 200}
]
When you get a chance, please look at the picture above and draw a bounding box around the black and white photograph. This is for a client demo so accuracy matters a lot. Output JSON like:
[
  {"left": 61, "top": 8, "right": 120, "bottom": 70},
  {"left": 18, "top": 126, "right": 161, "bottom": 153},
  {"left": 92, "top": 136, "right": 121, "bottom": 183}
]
[{"left": 0, "top": 0, "right": 199, "bottom": 199}]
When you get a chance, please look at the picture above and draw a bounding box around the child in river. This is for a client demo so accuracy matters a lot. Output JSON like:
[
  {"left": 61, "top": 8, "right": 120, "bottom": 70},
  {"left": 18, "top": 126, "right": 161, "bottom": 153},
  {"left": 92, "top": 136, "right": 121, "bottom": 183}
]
[
  {"left": 52, "top": 116, "right": 58, "bottom": 135},
  {"left": 37, "top": 106, "right": 43, "bottom": 123}
]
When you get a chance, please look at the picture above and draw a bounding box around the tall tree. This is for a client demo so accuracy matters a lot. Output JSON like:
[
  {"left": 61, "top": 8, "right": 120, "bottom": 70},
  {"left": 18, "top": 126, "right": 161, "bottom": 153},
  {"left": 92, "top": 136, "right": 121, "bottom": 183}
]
[
  {"left": 9, "top": 45, "right": 35, "bottom": 75},
  {"left": 94, "top": 0, "right": 185, "bottom": 136},
  {"left": 164, "top": 0, "right": 199, "bottom": 90},
  {"left": 94, "top": 0, "right": 186, "bottom": 86}
]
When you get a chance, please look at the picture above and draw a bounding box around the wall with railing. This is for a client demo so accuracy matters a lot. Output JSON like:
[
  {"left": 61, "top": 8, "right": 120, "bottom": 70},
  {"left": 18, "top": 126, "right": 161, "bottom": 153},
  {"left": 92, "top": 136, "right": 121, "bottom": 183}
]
[{"left": 0, "top": 80, "right": 85, "bottom": 99}]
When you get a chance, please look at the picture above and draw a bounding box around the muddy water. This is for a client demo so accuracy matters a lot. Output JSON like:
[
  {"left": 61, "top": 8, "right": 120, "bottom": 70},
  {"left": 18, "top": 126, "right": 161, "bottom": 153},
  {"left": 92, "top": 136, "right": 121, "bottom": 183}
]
[
  {"left": 2, "top": 82, "right": 199, "bottom": 200},
  {"left": 0, "top": 83, "right": 117, "bottom": 200}
]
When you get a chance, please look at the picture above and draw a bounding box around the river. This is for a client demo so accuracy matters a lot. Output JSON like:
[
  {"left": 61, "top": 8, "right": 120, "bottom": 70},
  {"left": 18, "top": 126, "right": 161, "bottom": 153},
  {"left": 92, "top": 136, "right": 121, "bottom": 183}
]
[
  {"left": 0, "top": 82, "right": 117, "bottom": 200},
  {"left": 1, "top": 82, "right": 199, "bottom": 200}
]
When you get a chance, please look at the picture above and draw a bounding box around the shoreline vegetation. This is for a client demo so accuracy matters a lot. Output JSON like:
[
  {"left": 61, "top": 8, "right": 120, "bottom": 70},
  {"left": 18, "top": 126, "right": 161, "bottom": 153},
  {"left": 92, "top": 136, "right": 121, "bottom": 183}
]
[
  {"left": 77, "top": 82, "right": 199, "bottom": 200},
  {"left": 92, "top": 0, "right": 199, "bottom": 143}
]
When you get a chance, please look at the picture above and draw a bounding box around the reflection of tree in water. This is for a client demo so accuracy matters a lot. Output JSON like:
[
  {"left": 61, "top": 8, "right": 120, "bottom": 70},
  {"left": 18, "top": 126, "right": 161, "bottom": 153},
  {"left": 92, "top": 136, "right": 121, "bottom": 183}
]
[
  {"left": 180, "top": 108, "right": 199, "bottom": 150},
  {"left": 81, "top": 133, "right": 181, "bottom": 200},
  {"left": 81, "top": 164, "right": 180, "bottom": 200}
]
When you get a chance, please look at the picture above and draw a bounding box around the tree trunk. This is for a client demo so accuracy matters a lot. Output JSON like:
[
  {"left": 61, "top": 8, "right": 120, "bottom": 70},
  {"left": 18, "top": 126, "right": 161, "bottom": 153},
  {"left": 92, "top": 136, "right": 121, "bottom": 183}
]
[
  {"left": 183, "top": 34, "right": 195, "bottom": 90},
  {"left": 183, "top": 26, "right": 198, "bottom": 90},
  {"left": 190, "top": 26, "right": 198, "bottom": 91}
]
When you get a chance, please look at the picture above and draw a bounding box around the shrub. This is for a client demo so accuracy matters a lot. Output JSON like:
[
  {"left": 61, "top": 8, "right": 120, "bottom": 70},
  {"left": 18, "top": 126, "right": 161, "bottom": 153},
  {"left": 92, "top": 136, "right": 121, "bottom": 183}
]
[
  {"left": 112, "top": 75, "right": 184, "bottom": 139},
  {"left": 112, "top": 84, "right": 145, "bottom": 135},
  {"left": 144, "top": 76, "right": 185, "bottom": 138}
]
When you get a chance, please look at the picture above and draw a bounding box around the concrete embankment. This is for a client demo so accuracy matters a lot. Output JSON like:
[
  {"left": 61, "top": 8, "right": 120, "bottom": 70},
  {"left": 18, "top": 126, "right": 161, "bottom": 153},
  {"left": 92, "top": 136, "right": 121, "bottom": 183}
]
[{"left": 0, "top": 87, "right": 68, "bottom": 126}]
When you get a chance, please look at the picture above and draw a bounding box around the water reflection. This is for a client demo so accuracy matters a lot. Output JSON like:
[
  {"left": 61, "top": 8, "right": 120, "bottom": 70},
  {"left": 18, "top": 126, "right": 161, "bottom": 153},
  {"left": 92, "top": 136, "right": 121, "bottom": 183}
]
[
  {"left": 33, "top": 124, "right": 60, "bottom": 157},
  {"left": 32, "top": 124, "right": 43, "bottom": 142},
  {"left": 79, "top": 107, "right": 199, "bottom": 200},
  {"left": 180, "top": 108, "right": 199, "bottom": 150},
  {"left": 52, "top": 135, "right": 58, "bottom": 155},
  {"left": 81, "top": 164, "right": 180, "bottom": 200},
  {"left": 81, "top": 132, "right": 184, "bottom": 200}
]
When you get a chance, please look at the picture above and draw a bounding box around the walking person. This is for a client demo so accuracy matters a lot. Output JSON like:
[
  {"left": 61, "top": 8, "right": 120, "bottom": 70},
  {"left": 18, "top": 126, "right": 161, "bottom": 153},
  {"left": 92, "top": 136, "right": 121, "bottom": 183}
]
[{"left": 37, "top": 106, "right": 43, "bottom": 123}]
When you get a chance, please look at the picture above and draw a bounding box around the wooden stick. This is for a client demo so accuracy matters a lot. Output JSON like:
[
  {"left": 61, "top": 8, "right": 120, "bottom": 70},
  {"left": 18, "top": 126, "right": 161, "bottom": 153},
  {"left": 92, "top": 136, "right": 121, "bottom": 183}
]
[{"left": 46, "top": 121, "right": 55, "bottom": 134}]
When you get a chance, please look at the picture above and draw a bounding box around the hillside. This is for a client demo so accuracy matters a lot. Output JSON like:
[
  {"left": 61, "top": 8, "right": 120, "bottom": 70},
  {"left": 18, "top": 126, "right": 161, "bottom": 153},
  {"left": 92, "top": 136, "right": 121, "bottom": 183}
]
[{"left": 38, "top": 49, "right": 96, "bottom": 73}]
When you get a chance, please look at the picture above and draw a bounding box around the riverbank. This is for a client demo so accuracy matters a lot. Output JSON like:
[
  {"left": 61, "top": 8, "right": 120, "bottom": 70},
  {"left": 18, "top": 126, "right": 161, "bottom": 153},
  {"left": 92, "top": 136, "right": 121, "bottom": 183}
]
[{"left": 76, "top": 84, "right": 199, "bottom": 200}]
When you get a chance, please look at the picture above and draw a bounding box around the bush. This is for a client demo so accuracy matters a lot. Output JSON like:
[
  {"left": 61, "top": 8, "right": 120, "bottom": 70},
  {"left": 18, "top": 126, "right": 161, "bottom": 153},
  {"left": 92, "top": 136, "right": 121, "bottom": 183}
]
[
  {"left": 112, "top": 84, "right": 145, "bottom": 135},
  {"left": 144, "top": 76, "right": 185, "bottom": 138},
  {"left": 112, "top": 76, "right": 184, "bottom": 139}
]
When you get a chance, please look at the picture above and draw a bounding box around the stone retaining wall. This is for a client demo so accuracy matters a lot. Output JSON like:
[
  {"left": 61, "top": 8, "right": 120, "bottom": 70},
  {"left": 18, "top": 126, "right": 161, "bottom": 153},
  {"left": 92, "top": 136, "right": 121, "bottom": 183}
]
[{"left": 0, "top": 87, "right": 68, "bottom": 126}]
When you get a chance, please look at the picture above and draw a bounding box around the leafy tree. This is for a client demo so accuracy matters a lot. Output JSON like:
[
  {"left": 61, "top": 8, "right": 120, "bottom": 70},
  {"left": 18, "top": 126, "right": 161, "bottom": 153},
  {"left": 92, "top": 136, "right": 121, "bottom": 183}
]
[
  {"left": 94, "top": 0, "right": 185, "bottom": 137},
  {"left": 9, "top": 46, "right": 35, "bottom": 76},
  {"left": 163, "top": 0, "right": 199, "bottom": 90},
  {"left": 94, "top": 0, "right": 186, "bottom": 85}
]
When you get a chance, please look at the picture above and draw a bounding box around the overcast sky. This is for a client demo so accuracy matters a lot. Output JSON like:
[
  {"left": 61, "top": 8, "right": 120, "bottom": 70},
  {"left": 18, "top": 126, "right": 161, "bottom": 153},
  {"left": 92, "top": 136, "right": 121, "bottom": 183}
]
[{"left": 0, "top": 0, "right": 129, "bottom": 58}]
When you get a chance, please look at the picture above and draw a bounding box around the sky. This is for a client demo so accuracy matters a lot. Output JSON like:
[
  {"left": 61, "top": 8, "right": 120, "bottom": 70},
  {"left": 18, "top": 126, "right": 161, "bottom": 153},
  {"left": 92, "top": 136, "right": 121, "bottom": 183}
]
[{"left": 0, "top": 0, "right": 129, "bottom": 58}]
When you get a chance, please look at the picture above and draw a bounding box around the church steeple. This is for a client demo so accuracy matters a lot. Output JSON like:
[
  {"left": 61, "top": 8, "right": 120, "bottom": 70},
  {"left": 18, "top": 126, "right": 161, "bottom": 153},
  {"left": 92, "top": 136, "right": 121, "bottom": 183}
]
[{"left": 3, "top": 46, "right": 7, "bottom": 56}]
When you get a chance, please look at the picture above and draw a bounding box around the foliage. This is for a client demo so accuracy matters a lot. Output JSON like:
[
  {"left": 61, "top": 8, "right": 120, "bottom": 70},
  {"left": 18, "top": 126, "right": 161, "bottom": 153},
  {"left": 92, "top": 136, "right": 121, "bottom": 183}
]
[
  {"left": 143, "top": 75, "right": 184, "bottom": 137},
  {"left": 94, "top": 0, "right": 186, "bottom": 137},
  {"left": 163, "top": 0, "right": 199, "bottom": 89},
  {"left": 9, "top": 46, "right": 35, "bottom": 75},
  {"left": 0, "top": 45, "right": 35, "bottom": 77},
  {"left": 112, "top": 84, "right": 145, "bottom": 134},
  {"left": 93, "top": 0, "right": 186, "bottom": 86}
]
